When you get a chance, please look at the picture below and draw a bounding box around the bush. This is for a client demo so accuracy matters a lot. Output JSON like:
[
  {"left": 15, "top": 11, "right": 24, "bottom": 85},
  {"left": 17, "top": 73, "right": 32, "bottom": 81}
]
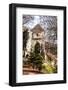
[
  {"left": 29, "top": 51, "right": 44, "bottom": 70},
  {"left": 29, "top": 42, "right": 45, "bottom": 71},
  {"left": 42, "top": 63, "right": 53, "bottom": 74},
  {"left": 34, "top": 53, "right": 44, "bottom": 70},
  {"left": 42, "top": 63, "right": 57, "bottom": 74}
]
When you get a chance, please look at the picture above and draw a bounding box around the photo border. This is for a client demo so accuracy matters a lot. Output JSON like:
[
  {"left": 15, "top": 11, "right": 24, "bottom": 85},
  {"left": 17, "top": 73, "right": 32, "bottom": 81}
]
[{"left": 9, "top": 3, "right": 66, "bottom": 86}]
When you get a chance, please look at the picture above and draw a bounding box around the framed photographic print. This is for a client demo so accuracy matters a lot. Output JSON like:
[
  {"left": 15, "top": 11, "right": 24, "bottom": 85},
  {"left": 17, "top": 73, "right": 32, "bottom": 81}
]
[{"left": 9, "top": 3, "right": 66, "bottom": 86}]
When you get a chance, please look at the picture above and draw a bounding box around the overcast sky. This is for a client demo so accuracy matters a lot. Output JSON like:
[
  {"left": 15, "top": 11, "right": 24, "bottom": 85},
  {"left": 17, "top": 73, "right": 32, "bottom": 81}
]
[{"left": 24, "top": 16, "right": 40, "bottom": 29}]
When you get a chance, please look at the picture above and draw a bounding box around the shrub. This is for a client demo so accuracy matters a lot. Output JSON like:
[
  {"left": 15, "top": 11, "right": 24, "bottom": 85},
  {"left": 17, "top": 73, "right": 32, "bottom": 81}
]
[
  {"left": 42, "top": 63, "right": 53, "bottom": 74},
  {"left": 42, "top": 62, "right": 57, "bottom": 74}
]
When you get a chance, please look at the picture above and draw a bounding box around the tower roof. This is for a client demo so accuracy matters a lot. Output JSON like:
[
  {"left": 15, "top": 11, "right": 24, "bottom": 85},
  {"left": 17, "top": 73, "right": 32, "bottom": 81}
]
[{"left": 31, "top": 24, "right": 44, "bottom": 33}]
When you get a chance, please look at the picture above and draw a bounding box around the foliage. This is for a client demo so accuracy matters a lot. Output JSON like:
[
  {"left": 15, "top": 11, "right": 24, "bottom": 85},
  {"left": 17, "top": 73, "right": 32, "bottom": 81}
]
[
  {"left": 34, "top": 54, "right": 44, "bottom": 71},
  {"left": 23, "top": 27, "right": 29, "bottom": 50},
  {"left": 42, "top": 63, "right": 53, "bottom": 73},
  {"left": 42, "top": 53, "right": 57, "bottom": 74},
  {"left": 42, "top": 63, "right": 57, "bottom": 74},
  {"left": 28, "top": 42, "right": 45, "bottom": 71},
  {"left": 29, "top": 52, "right": 44, "bottom": 71},
  {"left": 52, "top": 65, "right": 57, "bottom": 73}
]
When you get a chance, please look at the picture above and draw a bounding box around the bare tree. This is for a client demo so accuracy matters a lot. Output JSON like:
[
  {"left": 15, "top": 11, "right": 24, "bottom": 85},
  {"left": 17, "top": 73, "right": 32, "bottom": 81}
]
[
  {"left": 23, "top": 15, "right": 34, "bottom": 25},
  {"left": 23, "top": 15, "right": 57, "bottom": 44},
  {"left": 39, "top": 16, "right": 57, "bottom": 44}
]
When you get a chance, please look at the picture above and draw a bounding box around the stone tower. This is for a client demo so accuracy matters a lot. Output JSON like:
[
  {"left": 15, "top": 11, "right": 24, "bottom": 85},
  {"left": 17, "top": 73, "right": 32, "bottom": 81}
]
[{"left": 31, "top": 24, "right": 45, "bottom": 53}]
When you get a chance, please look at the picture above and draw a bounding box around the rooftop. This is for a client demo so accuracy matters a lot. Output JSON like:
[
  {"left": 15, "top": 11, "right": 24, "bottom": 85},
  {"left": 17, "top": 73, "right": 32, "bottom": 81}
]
[{"left": 31, "top": 24, "right": 44, "bottom": 33}]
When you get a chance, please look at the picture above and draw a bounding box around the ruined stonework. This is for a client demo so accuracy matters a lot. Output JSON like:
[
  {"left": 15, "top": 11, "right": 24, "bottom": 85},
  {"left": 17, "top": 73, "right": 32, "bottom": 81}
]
[{"left": 26, "top": 24, "right": 45, "bottom": 54}]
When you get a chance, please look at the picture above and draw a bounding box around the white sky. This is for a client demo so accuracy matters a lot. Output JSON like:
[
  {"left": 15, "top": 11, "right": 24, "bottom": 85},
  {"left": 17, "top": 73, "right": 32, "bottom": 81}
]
[{"left": 24, "top": 16, "right": 40, "bottom": 29}]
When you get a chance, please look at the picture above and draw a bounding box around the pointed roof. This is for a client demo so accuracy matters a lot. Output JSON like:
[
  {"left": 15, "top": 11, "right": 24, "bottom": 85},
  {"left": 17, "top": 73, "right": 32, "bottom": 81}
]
[{"left": 31, "top": 24, "right": 44, "bottom": 33}]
